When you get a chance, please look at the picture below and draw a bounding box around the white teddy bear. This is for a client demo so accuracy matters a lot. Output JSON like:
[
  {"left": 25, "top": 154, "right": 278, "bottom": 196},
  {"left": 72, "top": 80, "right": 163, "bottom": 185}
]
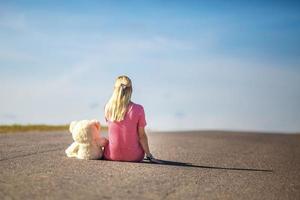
[{"left": 65, "top": 119, "right": 108, "bottom": 160}]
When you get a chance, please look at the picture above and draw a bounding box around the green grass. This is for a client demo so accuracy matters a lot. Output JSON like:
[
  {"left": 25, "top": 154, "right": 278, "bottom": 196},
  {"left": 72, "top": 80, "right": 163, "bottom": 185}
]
[
  {"left": 0, "top": 124, "right": 69, "bottom": 134},
  {"left": 0, "top": 124, "right": 108, "bottom": 134}
]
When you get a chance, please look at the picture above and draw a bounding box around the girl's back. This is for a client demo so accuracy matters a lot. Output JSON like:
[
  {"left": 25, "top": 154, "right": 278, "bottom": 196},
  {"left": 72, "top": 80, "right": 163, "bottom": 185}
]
[{"left": 104, "top": 102, "right": 147, "bottom": 161}]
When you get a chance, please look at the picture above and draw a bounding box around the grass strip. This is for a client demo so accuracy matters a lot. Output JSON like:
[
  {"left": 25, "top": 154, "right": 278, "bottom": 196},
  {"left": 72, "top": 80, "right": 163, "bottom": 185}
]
[{"left": 0, "top": 124, "right": 108, "bottom": 134}]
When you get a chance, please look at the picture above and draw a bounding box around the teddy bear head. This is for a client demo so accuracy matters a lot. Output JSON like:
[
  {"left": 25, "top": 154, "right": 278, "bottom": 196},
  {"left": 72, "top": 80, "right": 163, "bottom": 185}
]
[{"left": 69, "top": 119, "right": 101, "bottom": 144}]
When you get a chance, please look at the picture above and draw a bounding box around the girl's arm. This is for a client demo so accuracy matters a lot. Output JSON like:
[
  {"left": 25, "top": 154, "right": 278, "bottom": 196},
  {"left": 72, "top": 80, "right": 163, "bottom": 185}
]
[{"left": 138, "top": 127, "right": 151, "bottom": 157}]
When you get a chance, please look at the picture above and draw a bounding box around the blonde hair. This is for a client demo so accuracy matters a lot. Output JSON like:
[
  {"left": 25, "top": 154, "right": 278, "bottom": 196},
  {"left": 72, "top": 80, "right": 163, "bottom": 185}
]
[{"left": 105, "top": 75, "right": 133, "bottom": 122}]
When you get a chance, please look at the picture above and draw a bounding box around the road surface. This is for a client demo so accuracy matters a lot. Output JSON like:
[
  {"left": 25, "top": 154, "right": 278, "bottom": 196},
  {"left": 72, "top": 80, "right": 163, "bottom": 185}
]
[{"left": 0, "top": 131, "right": 299, "bottom": 199}]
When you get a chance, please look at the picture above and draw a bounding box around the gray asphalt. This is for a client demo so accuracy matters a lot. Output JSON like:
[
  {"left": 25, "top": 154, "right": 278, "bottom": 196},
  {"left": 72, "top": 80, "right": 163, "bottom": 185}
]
[{"left": 0, "top": 130, "right": 299, "bottom": 200}]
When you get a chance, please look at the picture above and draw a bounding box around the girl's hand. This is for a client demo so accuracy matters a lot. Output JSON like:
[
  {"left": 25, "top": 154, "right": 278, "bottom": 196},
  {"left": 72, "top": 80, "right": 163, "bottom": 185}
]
[
  {"left": 146, "top": 153, "right": 163, "bottom": 164},
  {"left": 146, "top": 153, "right": 154, "bottom": 160},
  {"left": 98, "top": 137, "right": 109, "bottom": 147}
]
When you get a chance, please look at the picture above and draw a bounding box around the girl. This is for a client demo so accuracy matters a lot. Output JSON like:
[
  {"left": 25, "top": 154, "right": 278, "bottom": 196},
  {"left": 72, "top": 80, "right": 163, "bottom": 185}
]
[{"left": 103, "top": 75, "right": 154, "bottom": 162}]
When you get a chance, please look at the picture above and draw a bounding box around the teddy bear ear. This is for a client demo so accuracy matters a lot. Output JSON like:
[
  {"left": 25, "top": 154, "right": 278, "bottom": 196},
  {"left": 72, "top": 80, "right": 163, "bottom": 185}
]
[
  {"left": 69, "top": 121, "right": 78, "bottom": 133},
  {"left": 91, "top": 119, "right": 101, "bottom": 131}
]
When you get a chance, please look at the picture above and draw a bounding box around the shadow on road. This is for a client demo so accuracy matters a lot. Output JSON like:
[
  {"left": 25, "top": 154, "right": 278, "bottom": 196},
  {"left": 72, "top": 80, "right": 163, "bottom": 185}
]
[{"left": 141, "top": 158, "right": 273, "bottom": 172}]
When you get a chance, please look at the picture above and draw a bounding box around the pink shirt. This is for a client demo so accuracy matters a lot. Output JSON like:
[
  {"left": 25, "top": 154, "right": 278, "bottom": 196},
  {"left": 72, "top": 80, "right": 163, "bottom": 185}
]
[{"left": 103, "top": 102, "right": 147, "bottom": 162}]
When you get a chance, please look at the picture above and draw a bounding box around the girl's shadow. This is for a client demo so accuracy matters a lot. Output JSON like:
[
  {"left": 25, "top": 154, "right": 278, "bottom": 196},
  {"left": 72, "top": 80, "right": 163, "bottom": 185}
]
[{"left": 141, "top": 158, "right": 273, "bottom": 172}]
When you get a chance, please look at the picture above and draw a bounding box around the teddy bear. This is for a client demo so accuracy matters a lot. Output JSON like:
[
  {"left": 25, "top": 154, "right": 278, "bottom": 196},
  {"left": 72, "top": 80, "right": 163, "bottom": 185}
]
[{"left": 65, "top": 119, "right": 108, "bottom": 160}]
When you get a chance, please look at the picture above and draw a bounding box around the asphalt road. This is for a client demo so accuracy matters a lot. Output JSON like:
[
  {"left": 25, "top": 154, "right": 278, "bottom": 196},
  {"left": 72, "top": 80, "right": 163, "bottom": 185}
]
[{"left": 0, "top": 130, "right": 299, "bottom": 200}]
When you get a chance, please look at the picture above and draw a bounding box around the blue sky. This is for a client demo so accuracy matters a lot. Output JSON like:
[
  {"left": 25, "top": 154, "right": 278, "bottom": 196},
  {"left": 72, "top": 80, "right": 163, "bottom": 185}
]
[{"left": 0, "top": 0, "right": 300, "bottom": 132}]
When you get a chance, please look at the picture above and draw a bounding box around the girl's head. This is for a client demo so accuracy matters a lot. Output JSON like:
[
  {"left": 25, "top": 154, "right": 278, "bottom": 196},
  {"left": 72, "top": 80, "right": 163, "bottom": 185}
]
[{"left": 105, "top": 75, "right": 133, "bottom": 122}]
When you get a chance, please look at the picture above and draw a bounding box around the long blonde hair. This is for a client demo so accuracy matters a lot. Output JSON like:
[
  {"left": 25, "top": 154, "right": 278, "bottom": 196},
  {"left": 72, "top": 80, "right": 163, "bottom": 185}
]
[{"left": 105, "top": 75, "right": 133, "bottom": 122}]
